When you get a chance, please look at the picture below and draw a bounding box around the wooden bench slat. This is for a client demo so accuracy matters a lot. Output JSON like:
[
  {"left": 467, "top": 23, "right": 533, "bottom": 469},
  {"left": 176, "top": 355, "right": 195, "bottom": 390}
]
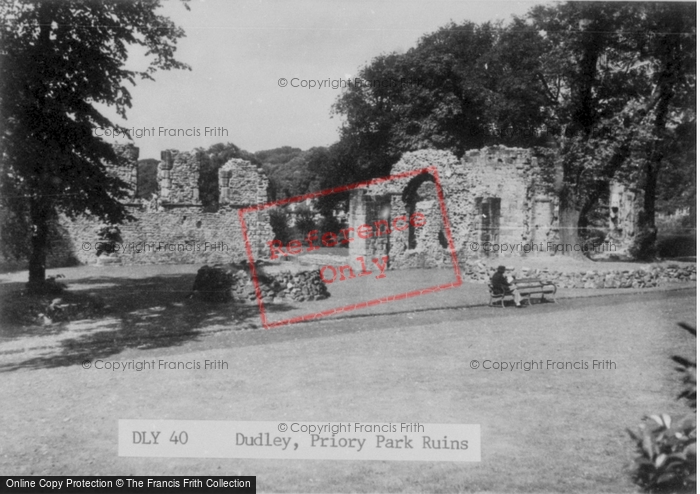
[{"left": 488, "top": 279, "right": 557, "bottom": 307}]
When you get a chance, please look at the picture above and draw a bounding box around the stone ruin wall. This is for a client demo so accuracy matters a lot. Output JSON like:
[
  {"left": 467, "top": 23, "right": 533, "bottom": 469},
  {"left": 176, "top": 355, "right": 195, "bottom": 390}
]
[
  {"left": 158, "top": 149, "right": 201, "bottom": 205},
  {"left": 219, "top": 158, "right": 268, "bottom": 207},
  {"left": 5, "top": 143, "right": 641, "bottom": 272},
  {"left": 107, "top": 144, "right": 141, "bottom": 201},
  {"left": 49, "top": 144, "right": 273, "bottom": 267},
  {"left": 349, "top": 147, "right": 559, "bottom": 269},
  {"left": 606, "top": 182, "right": 637, "bottom": 254}
]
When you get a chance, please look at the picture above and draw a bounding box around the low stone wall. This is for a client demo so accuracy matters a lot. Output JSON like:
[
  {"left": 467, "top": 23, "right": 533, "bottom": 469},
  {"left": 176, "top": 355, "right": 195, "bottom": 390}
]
[
  {"left": 54, "top": 205, "right": 272, "bottom": 267},
  {"left": 232, "top": 269, "right": 330, "bottom": 303},
  {"left": 462, "top": 262, "right": 697, "bottom": 289},
  {"left": 191, "top": 265, "right": 330, "bottom": 304}
]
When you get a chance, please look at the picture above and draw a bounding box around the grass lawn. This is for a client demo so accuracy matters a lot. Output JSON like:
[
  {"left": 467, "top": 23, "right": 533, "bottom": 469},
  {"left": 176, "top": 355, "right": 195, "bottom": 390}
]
[{"left": 0, "top": 264, "right": 696, "bottom": 493}]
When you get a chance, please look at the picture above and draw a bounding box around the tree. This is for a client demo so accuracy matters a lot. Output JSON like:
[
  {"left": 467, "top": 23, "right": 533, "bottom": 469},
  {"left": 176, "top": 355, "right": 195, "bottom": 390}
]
[
  {"left": 333, "top": 21, "right": 505, "bottom": 182},
  {"left": 0, "top": 0, "right": 190, "bottom": 289},
  {"left": 656, "top": 121, "right": 696, "bottom": 219},
  {"left": 262, "top": 146, "right": 328, "bottom": 200},
  {"left": 255, "top": 146, "right": 303, "bottom": 166},
  {"left": 520, "top": 2, "right": 695, "bottom": 259},
  {"left": 333, "top": 2, "right": 695, "bottom": 259},
  {"left": 628, "top": 3, "right": 696, "bottom": 258},
  {"left": 497, "top": 3, "right": 656, "bottom": 257}
]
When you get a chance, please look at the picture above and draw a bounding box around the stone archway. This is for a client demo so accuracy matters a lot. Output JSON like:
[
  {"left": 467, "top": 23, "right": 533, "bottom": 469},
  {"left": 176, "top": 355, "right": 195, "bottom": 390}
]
[
  {"left": 348, "top": 170, "right": 451, "bottom": 269},
  {"left": 398, "top": 172, "right": 448, "bottom": 257},
  {"left": 348, "top": 147, "right": 554, "bottom": 268}
]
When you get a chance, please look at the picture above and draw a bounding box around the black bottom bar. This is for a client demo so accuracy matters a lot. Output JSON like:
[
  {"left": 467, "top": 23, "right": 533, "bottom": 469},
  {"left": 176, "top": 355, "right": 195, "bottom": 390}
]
[{"left": 0, "top": 477, "right": 256, "bottom": 494}]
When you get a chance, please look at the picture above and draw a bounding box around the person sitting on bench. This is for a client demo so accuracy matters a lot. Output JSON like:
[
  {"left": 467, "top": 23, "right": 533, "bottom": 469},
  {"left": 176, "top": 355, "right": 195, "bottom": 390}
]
[{"left": 491, "top": 265, "right": 523, "bottom": 307}]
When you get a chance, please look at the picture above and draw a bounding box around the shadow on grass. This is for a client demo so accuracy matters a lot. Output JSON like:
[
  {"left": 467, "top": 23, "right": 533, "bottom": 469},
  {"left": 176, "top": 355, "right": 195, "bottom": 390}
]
[{"left": 0, "top": 272, "right": 296, "bottom": 372}]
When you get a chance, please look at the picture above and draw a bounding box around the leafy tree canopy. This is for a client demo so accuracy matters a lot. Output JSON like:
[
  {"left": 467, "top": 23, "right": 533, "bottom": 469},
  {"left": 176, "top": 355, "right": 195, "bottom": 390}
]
[
  {"left": 332, "top": 1, "right": 695, "bottom": 258},
  {"left": 0, "top": 0, "right": 190, "bottom": 286},
  {"left": 255, "top": 146, "right": 304, "bottom": 166}
]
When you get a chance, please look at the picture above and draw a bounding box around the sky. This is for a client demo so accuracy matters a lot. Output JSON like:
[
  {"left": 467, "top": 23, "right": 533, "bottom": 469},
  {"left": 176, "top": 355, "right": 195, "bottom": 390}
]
[{"left": 102, "top": 0, "right": 542, "bottom": 160}]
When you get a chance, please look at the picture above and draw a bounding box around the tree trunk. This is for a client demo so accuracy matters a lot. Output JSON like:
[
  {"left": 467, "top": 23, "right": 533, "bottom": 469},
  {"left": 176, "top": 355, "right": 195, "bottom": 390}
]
[
  {"left": 630, "top": 9, "right": 685, "bottom": 260},
  {"left": 27, "top": 199, "right": 50, "bottom": 291},
  {"left": 631, "top": 148, "right": 660, "bottom": 260},
  {"left": 557, "top": 202, "right": 587, "bottom": 259}
]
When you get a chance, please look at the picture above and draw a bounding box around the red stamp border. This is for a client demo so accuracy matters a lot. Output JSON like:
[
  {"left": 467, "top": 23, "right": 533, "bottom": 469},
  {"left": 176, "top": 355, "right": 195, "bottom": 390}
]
[{"left": 238, "top": 166, "right": 463, "bottom": 329}]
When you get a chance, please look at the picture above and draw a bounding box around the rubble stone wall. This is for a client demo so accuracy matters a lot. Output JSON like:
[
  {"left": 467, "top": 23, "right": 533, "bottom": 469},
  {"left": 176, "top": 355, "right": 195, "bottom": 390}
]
[
  {"left": 158, "top": 149, "right": 201, "bottom": 205},
  {"left": 463, "top": 261, "right": 696, "bottom": 289},
  {"left": 39, "top": 145, "right": 274, "bottom": 268},
  {"left": 230, "top": 268, "right": 330, "bottom": 304},
  {"left": 190, "top": 265, "right": 330, "bottom": 304},
  {"left": 220, "top": 159, "right": 268, "bottom": 207},
  {"left": 56, "top": 206, "right": 273, "bottom": 265},
  {"left": 349, "top": 147, "right": 556, "bottom": 268}
]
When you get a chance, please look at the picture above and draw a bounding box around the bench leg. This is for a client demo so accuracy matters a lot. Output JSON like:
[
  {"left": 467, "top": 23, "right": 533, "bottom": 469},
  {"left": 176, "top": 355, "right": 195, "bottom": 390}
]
[{"left": 489, "top": 295, "right": 503, "bottom": 307}]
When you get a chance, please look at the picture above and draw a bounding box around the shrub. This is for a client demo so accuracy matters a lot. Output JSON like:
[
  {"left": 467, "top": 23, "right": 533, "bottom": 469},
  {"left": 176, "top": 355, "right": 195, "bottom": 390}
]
[
  {"left": 294, "top": 204, "right": 317, "bottom": 238},
  {"left": 628, "top": 414, "right": 696, "bottom": 492},
  {"left": 657, "top": 235, "right": 697, "bottom": 259},
  {"left": 95, "top": 225, "right": 122, "bottom": 257},
  {"left": 269, "top": 208, "right": 292, "bottom": 244},
  {"left": 628, "top": 323, "right": 697, "bottom": 493},
  {"left": 190, "top": 265, "right": 233, "bottom": 303},
  {"left": 317, "top": 214, "right": 344, "bottom": 237},
  {"left": 43, "top": 274, "right": 67, "bottom": 294},
  {"left": 673, "top": 323, "right": 697, "bottom": 410}
]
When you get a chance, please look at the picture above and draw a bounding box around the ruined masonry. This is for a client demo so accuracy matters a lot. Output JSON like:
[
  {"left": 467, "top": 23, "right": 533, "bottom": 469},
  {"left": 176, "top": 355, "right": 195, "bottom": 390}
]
[
  {"left": 55, "top": 144, "right": 273, "bottom": 266},
  {"left": 48, "top": 144, "right": 637, "bottom": 270},
  {"left": 348, "top": 147, "right": 560, "bottom": 269}
]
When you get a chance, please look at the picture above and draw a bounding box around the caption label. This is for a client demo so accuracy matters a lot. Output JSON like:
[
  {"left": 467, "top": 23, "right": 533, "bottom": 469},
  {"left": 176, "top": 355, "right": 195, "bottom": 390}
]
[{"left": 119, "top": 420, "right": 481, "bottom": 462}]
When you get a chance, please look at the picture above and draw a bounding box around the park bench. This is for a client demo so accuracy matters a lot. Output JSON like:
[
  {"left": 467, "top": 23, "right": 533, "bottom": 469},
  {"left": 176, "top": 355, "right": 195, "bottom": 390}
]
[{"left": 488, "top": 278, "right": 557, "bottom": 308}]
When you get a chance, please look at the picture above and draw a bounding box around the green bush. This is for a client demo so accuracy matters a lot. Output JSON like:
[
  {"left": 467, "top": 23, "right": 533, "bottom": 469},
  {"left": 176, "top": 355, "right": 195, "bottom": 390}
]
[
  {"left": 318, "top": 214, "right": 344, "bottom": 237},
  {"left": 95, "top": 225, "right": 121, "bottom": 257},
  {"left": 269, "top": 209, "right": 292, "bottom": 244},
  {"left": 628, "top": 414, "right": 696, "bottom": 492},
  {"left": 657, "top": 235, "right": 697, "bottom": 259},
  {"left": 293, "top": 204, "right": 317, "bottom": 238},
  {"left": 190, "top": 265, "right": 233, "bottom": 303},
  {"left": 673, "top": 323, "right": 697, "bottom": 410},
  {"left": 628, "top": 323, "right": 696, "bottom": 493}
]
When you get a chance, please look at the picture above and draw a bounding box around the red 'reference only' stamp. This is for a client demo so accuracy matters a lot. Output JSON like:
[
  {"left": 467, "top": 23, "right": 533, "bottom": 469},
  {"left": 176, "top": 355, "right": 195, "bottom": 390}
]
[{"left": 238, "top": 167, "right": 462, "bottom": 329}]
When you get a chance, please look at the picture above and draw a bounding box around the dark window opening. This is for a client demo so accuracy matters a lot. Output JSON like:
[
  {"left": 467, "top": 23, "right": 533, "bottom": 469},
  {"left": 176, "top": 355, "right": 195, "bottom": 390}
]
[
  {"left": 403, "top": 173, "right": 436, "bottom": 251},
  {"left": 408, "top": 203, "right": 417, "bottom": 250},
  {"left": 475, "top": 197, "right": 501, "bottom": 256}
]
